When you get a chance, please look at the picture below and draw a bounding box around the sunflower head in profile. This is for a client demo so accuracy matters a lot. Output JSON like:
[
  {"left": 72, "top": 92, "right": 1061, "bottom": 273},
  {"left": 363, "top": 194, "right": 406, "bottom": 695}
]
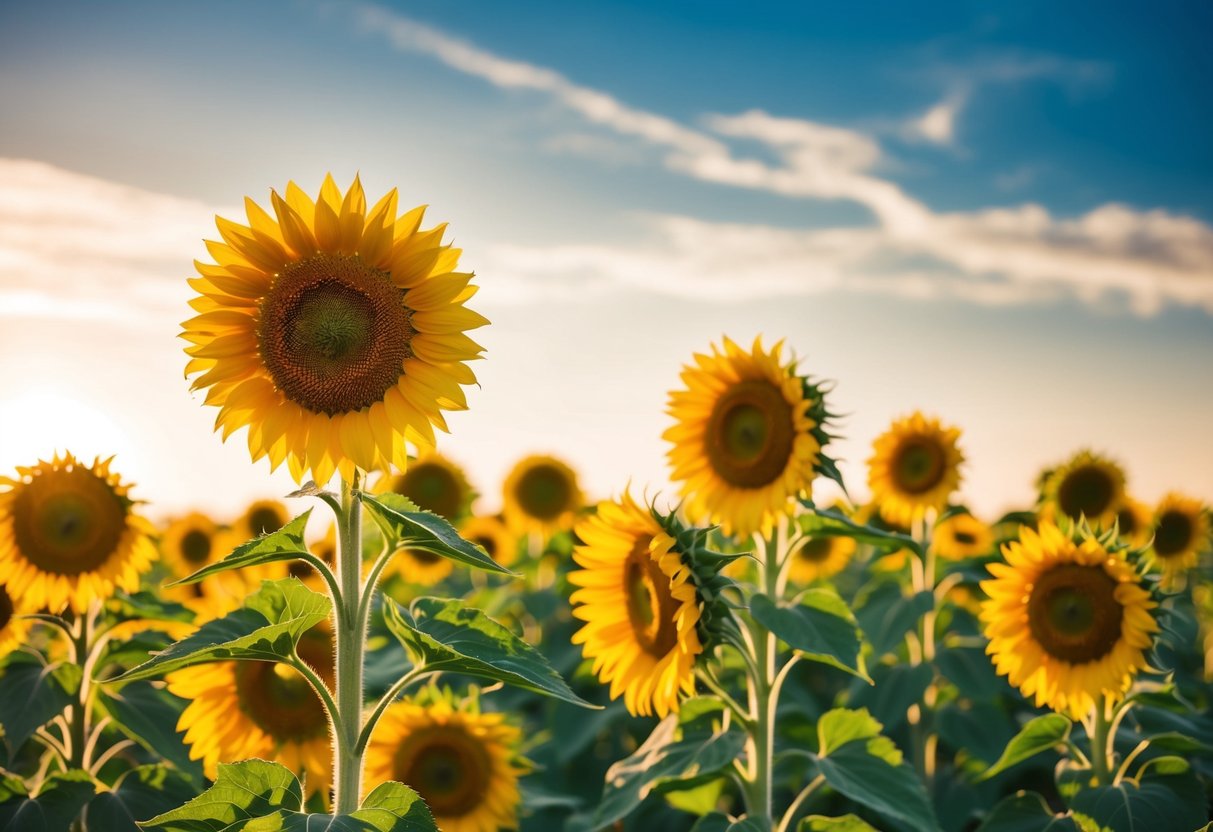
[
  {"left": 569, "top": 493, "right": 708, "bottom": 717},
  {"left": 868, "top": 412, "right": 963, "bottom": 529},
  {"left": 0, "top": 452, "right": 157, "bottom": 614},
  {"left": 168, "top": 626, "right": 333, "bottom": 797},
  {"left": 980, "top": 522, "right": 1158, "bottom": 718},
  {"left": 931, "top": 511, "right": 993, "bottom": 561},
  {"left": 459, "top": 515, "right": 518, "bottom": 569},
  {"left": 501, "top": 455, "right": 583, "bottom": 537},
  {"left": 1149, "top": 493, "right": 1209, "bottom": 586},
  {"left": 183, "top": 174, "right": 487, "bottom": 485},
  {"left": 1040, "top": 451, "right": 1125, "bottom": 528},
  {"left": 0, "top": 582, "right": 33, "bottom": 656},
  {"left": 665, "top": 336, "right": 838, "bottom": 541},
  {"left": 365, "top": 694, "right": 523, "bottom": 832},
  {"left": 380, "top": 453, "right": 473, "bottom": 522}
]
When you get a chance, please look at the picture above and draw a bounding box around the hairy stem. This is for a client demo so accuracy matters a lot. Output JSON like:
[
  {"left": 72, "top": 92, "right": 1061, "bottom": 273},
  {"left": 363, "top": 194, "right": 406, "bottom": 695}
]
[
  {"left": 331, "top": 472, "right": 366, "bottom": 813},
  {"left": 1091, "top": 696, "right": 1113, "bottom": 786}
]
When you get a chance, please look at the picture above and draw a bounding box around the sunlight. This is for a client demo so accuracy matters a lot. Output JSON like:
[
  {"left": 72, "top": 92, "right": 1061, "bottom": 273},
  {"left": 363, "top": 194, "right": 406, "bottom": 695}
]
[{"left": 0, "top": 388, "right": 142, "bottom": 473}]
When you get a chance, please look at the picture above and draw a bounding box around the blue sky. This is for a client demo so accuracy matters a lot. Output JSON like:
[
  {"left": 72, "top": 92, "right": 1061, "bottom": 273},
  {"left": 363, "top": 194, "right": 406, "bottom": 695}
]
[{"left": 1, "top": 0, "right": 1210, "bottom": 520}]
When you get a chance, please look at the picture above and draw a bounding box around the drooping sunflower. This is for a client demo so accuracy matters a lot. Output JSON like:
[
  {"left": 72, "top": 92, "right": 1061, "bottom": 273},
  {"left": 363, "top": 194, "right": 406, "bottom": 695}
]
[
  {"left": 868, "top": 412, "right": 963, "bottom": 529},
  {"left": 569, "top": 493, "right": 703, "bottom": 717},
  {"left": 787, "top": 535, "right": 855, "bottom": 584},
  {"left": 365, "top": 697, "right": 523, "bottom": 832},
  {"left": 1040, "top": 451, "right": 1125, "bottom": 528},
  {"left": 1114, "top": 497, "right": 1153, "bottom": 549},
  {"left": 0, "top": 583, "right": 32, "bottom": 656},
  {"left": 167, "top": 627, "right": 333, "bottom": 796},
  {"left": 932, "top": 512, "right": 993, "bottom": 561},
  {"left": 0, "top": 453, "right": 157, "bottom": 614},
  {"left": 379, "top": 453, "right": 473, "bottom": 522},
  {"left": 183, "top": 174, "right": 487, "bottom": 485},
  {"left": 501, "top": 455, "right": 583, "bottom": 537},
  {"left": 981, "top": 522, "right": 1158, "bottom": 718},
  {"left": 1149, "top": 493, "right": 1209, "bottom": 585},
  {"left": 665, "top": 337, "right": 831, "bottom": 540},
  {"left": 459, "top": 515, "right": 518, "bottom": 569},
  {"left": 235, "top": 499, "right": 291, "bottom": 539}
]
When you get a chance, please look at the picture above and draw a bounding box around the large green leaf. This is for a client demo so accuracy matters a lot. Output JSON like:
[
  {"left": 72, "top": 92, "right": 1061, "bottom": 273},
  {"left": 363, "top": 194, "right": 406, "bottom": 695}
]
[
  {"left": 847, "top": 662, "right": 933, "bottom": 731},
  {"left": 240, "top": 782, "right": 438, "bottom": 831},
  {"left": 142, "top": 759, "right": 304, "bottom": 831},
  {"left": 0, "top": 653, "right": 80, "bottom": 753},
  {"left": 853, "top": 583, "right": 934, "bottom": 657},
  {"left": 980, "top": 714, "right": 1071, "bottom": 781},
  {"left": 750, "top": 590, "right": 870, "bottom": 682},
  {"left": 167, "top": 512, "right": 313, "bottom": 586},
  {"left": 0, "top": 770, "right": 95, "bottom": 832},
  {"left": 86, "top": 765, "right": 198, "bottom": 832},
  {"left": 361, "top": 493, "right": 514, "bottom": 575},
  {"left": 797, "top": 505, "right": 923, "bottom": 558},
  {"left": 1067, "top": 757, "right": 1208, "bottom": 832},
  {"left": 116, "top": 579, "right": 331, "bottom": 682},
  {"left": 692, "top": 814, "right": 770, "bottom": 831},
  {"left": 95, "top": 682, "right": 202, "bottom": 778},
  {"left": 799, "top": 816, "right": 880, "bottom": 831},
  {"left": 934, "top": 646, "right": 1009, "bottom": 701},
  {"left": 109, "top": 590, "right": 196, "bottom": 625},
  {"left": 975, "top": 792, "right": 1085, "bottom": 832},
  {"left": 384, "top": 597, "right": 592, "bottom": 708}
]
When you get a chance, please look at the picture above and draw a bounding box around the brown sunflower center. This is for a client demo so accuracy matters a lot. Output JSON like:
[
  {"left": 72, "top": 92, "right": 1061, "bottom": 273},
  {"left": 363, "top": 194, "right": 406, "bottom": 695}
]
[
  {"left": 409, "top": 549, "right": 443, "bottom": 565},
  {"left": 953, "top": 530, "right": 977, "bottom": 546},
  {"left": 259, "top": 253, "right": 414, "bottom": 416},
  {"left": 11, "top": 467, "right": 128, "bottom": 575},
  {"left": 396, "top": 463, "right": 463, "bottom": 519},
  {"left": 794, "top": 537, "right": 834, "bottom": 564},
  {"left": 514, "top": 465, "right": 573, "bottom": 521},
  {"left": 1027, "top": 563, "right": 1123, "bottom": 663},
  {"left": 1117, "top": 507, "right": 1138, "bottom": 537},
  {"left": 705, "top": 379, "right": 795, "bottom": 489},
  {"left": 247, "top": 506, "right": 286, "bottom": 535},
  {"left": 472, "top": 536, "right": 496, "bottom": 558},
  {"left": 1153, "top": 510, "right": 1194, "bottom": 558},
  {"left": 234, "top": 632, "right": 332, "bottom": 742},
  {"left": 0, "top": 585, "right": 12, "bottom": 631},
  {"left": 892, "top": 438, "right": 946, "bottom": 495},
  {"left": 1057, "top": 466, "right": 1114, "bottom": 520},
  {"left": 179, "top": 529, "right": 212, "bottom": 564},
  {"left": 622, "top": 537, "right": 680, "bottom": 657},
  {"left": 393, "top": 726, "right": 492, "bottom": 818}
]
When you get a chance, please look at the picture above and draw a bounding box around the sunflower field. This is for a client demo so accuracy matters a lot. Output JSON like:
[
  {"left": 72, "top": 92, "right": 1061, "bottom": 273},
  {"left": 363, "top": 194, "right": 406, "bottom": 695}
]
[{"left": 1, "top": 175, "right": 1211, "bottom": 832}]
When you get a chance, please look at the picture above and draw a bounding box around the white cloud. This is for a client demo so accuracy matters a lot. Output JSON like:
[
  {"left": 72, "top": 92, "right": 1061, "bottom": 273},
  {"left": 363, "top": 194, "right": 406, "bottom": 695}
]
[{"left": 903, "top": 91, "right": 967, "bottom": 146}]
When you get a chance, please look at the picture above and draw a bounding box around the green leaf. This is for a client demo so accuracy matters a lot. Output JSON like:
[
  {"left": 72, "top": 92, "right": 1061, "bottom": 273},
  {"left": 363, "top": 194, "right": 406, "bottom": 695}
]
[
  {"left": 109, "top": 590, "right": 196, "bottom": 625},
  {"left": 95, "top": 682, "right": 202, "bottom": 779},
  {"left": 750, "top": 590, "right": 870, "bottom": 682},
  {"left": 799, "top": 815, "right": 881, "bottom": 831},
  {"left": 169, "top": 512, "right": 313, "bottom": 587},
  {"left": 383, "top": 597, "right": 593, "bottom": 708},
  {"left": 847, "top": 662, "right": 933, "bottom": 731},
  {"left": 241, "top": 782, "right": 438, "bottom": 831},
  {"left": 816, "top": 708, "right": 884, "bottom": 757},
  {"left": 975, "top": 792, "right": 1084, "bottom": 832},
  {"left": 853, "top": 583, "right": 935, "bottom": 657},
  {"left": 115, "top": 579, "right": 331, "bottom": 682},
  {"left": 141, "top": 759, "right": 303, "bottom": 831},
  {"left": 0, "top": 653, "right": 80, "bottom": 753},
  {"left": 0, "top": 770, "right": 95, "bottom": 832},
  {"left": 361, "top": 493, "right": 514, "bottom": 575},
  {"left": 691, "top": 814, "right": 770, "bottom": 832},
  {"left": 980, "top": 714, "right": 1072, "bottom": 781},
  {"left": 934, "top": 646, "right": 1009, "bottom": 701},
  {"left": 1068, "top": 758, "right": 1207, "bottom": 832},
  {"left": 86, "top": 765, "right": 198, "bottom": 832},
  {"left": 797, "top": 505, "right": 924, "bottom": 559}
]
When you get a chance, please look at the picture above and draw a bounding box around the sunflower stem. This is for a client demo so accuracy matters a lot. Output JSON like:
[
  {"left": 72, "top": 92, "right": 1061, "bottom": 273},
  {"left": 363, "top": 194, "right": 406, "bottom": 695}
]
[
  {"left": 741, "top": 523, "right": 785, "bottom": 825},
  {"left": 909, "top": 516, "right": 939, "bottom": 787},
  {"left": 1091, "top": 696, "right": 1113, "bottom": 786},
  {"left": 332, "top": 472, "right": 366, "bottom": 814}
]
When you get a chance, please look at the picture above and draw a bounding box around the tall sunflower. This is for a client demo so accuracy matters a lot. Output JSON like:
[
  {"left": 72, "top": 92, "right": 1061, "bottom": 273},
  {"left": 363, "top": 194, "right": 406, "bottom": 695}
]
[
  {"left": 569, "top": 493, "right": 703, "bottom": 717},
  {"left": 0, "top": 583, "right": 32, "bottom": 656},
  {"left": 932, "top": 512, "right": 993, "bottom": 561},
  {"left": 167, "top": 627, "right": 333, "bottom": 796},
  {"left": 501, "top": 455, "right": 583, "bottom": 537},
  {"left": 183, "top": 174, "right": 487, "bottom": 485},
  {"left": 1149, "top": 493, "right": 1209, "bottom": 585},
  {"left": 1040, "top": 451, "right": 1125, "bottom": 528},
  {"left": 665, "top": 337, "right": 832, "bottom": 540},
  {"left": 868, "top": 413, "right": 963, "bottom": 529},
  {"left": 379, "top": 453, "right": 473, "bottom": 522},
  {"left": 365, "top": 697, "right": 523, "bottom": 832},
  {"left": 981, "top": 522, "right": 1158, "bottom": 718},
  {"left": 0, "top": 453, "right": 156, "bottom": 614},
  {"left": 459, "top": 515, "right": 518, "bottom": 569}
]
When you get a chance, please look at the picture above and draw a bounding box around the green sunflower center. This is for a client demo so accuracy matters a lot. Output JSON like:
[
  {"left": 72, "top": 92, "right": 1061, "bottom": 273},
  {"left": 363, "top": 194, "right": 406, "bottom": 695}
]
[
  {"left": 393, "top": 726, "right": 491, "bottom": 817},
  {"left": 397, "top": 462, "right": 464, "bottom": 520},
  {"left": 1027, "top": 563, "right": 1123, "bottom": 663},
  {"left": 706, "top": 379, "right": 795, "bottom": 489},
  {"left": 234, "top": 632, "right": 331, "bottom": 742},
  {"left": 1057, "top": 465, "right": 1115, "bottom": 520},
  {"left": 795, "top": 537, "right": 834, "bottom": 564},
  {"left": 515, "top": 465, "right": 573, "bottom": 521},
  {"left": 260, "top": 253, "right": 414, "bottom": 416},
  {"left": 11, "top": 467, "right": 128, "bottom": 575},
  {"left": 623, "top": 537, "right": 680, "bottom": 658},
  {"left": 892, "top": 438, "right": 945, "bottom": 495},
  {"left": 1153, "top": 510, "right": 1194, "bottom": 558},
  {"left": 180, "top": 529, "right": 212, "bottom": 564}
]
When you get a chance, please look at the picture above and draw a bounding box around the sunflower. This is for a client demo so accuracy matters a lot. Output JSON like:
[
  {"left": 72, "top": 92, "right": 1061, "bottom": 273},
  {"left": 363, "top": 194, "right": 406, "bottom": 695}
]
[
  {"left": 569, "top": 493, "right": 703, "bottom": 717},
  {"left": 160, "top": 512, "right": 222, "bottom": 579},
  {"left": 365, "top": 697, "right": 523, "bottom": 832},
  {"left": 459, "top": 515, "right": 518, "bottom": 569},
  {"left": 0, "top": 583, "right": 33, "bottom": 656},
  {"left": 787, "top": 535, "right": 855, "bottom": 584},
  {"left": 1040, "top": 451, "right": 1125, "bottom": 528},
  {"left": 981, "top": 522, "right": 1158, "bottom": 718},
  {"left": 182, "top": 174, "right": 487, "bottom": 485},
  {"left": 235, "top": 499, "right": 291, "bottom": 539},
  {"left": 501, "top": 455, "right": 583, "bottom": 537},
  {"left": 868, "top": 413, "right": 963, "bottom": 529},
  {"left": 167, "top": 627, "right": 333, "bottom": 796},
  {"left": 1149, "top": 493, "right": 1209, "bottom": 585},
  {"left": 389, "top": 548, "right": 454, "bottom": 586},
  {"left": 0, "top": 453, "right": 157, "bottom": 614},
  {"left": 379, "top": 453, "right": 473, "bottom": 522},
  {"left": 932, "top": 512, "right": 993, "bottom": 561},
  {"left": 161, "top": 523, "right": 279, "bottom": 621},
  {"left": 1114, "top": 497, "right": 1153, "bottom": 548}
]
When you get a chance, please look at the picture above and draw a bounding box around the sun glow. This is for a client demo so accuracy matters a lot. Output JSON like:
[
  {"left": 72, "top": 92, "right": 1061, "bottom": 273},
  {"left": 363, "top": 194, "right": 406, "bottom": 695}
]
[{"left": 0, "top": 389, "right": 141, "bottom": 475}]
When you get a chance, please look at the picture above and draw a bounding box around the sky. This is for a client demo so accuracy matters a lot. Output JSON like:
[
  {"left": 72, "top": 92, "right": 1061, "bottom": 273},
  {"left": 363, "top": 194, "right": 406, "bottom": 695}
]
[{"left": 1, "top": 0, "right": 1211, "bottom": 524}]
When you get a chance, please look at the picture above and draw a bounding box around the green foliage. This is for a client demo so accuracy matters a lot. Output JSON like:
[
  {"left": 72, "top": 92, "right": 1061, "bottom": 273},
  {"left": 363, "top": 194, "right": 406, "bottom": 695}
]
[
  {"left": 852, "top": 582, "right": 935, "bottom": 657},
  {"left": 361, "top": 493, "right": 514, "bottom": 575},
  {"left": 975, "top": 792, "right": 1085, "bottom": 831},
  {"left": 86, "top": 765, "right": 198, "bottom": 832},
  {"left": 0, "top": 653, "right": 80, "bottom": 753},
  {"left": 692, "top": 813, "right": 771, "bottom": 831},
  {"left": 95, "top": 682, "right": 202, "bottom": 779},
  {"left": 798, "top": 815, "right": 880, "bottom": 831},
  {"left": 0, "top": 770, "right": 95, "bottom": 832},
  {"left": 981, "top": 714, "right": 1072, "bottom": 781},
  {"left": 1067, "top": 757, "right": 1208, "bottom": 832},
  {"left": 167, "top": 511, "right": 314, "bottom": 586},
  {"left": 749, "top": 590, "right": 870, "bottom": 682},
  {"left": 797, "top": 504, "right": 923, "bottom": 559}
]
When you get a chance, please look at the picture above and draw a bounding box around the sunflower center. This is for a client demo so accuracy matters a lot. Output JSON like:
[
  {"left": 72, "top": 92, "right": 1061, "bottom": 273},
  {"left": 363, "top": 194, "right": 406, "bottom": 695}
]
[
  {"left": 259, "top": 253, "right": 414, "bottom": 416},
  {"left": 397, "top": 463, "right": 463, "bottom": 519},
  {"left": 1057, "top": 466, "right": 1114, "bottom": 520},
  {"left": 705, "top": 379, "right": 795, "bottom": 489},
  {"left": 1153, "top": 510, "right": 1194, "bottom": 558},
  {"left": 0, "top": 585, "right": 12, "bottom": 631},
  {"left": 180, "top": 529, "right": 212, "bottom": 564},
  {"left": 892, "top": 439, "right": 945, "bottom": 495},
  {"left": 409, "top": 549, "right": 443, "bottom": 565},
  {"left": 622, "top": 537, "right": 680, "bottom": 657},
  {"left": 393, "top": 727, "right": 491, "bottom": 817},
  {"left": 794, "top": 537, "right": 834, "bottom": 564},
  {"left": 234, "top": 632, "right": 331, "bottom": 742},
  {"left": 11, "top": 467, "right": 128, "bottom": 575},
  {"left": 1117, "top": 507, "right": 1138, "bottom": 537},
  {"left": 515, "top": 465, "right": 572, "bottom": 521},
  {"left": 247, "top": 506, "right": 285, "bottom": 535},
  {"left": 472, "top": 536, "right": 496, "bottom": 558},
  {"left": 1027, "top": 563, "right": 1123, "bottom": 663},
  {"left": 953, "top": 530, "right": 977, "bottom": 546}
]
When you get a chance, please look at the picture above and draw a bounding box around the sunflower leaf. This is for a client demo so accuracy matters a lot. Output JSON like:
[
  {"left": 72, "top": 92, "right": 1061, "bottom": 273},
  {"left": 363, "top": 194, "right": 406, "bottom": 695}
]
[
  {"left": 86, "top": 765, "right": 199, "bottom": 832},
  {"left": 229, "top": 782, "right": 438, "bottom": 831},
  {"left": 798, "top": 815, "right": 881, "bottom": 832},
  {"left": 361, "top": 493, "right": 515, "bottom": 575},
  {"left": 383, "top": 597, "right": 595, "bottom": 708},
  {"left": 0, "top": 769, "right": 95, "bottom": 832},
  {"left": 797, "top": 503, "right": 924, "bottom": 559},
  {"left": 973, "top": 791, "right": 1086, "bottom": 832},
  {"left": 979, "top": 714, "right": 1072, "bottom": 781},
  {"left": 0, "top": 652, "right": 80, "bottom": 754},
  {"left": 1067, "top": 757, "right": 1207, "bottom": 832},
  {"left": 113, "top": 579, "right": 331, "bottom": 682},
  {"left": 749, "top": 591, "right": 871, "bottom": 682},
  {"left": 166, "top": 511, "right": 313, "bottom": 587},
  {"left": 95, "top": 682, "right": 203, "bottom": 780},
  {"left": 140, "top": 759, "right": 303, "bottom": 831}
]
